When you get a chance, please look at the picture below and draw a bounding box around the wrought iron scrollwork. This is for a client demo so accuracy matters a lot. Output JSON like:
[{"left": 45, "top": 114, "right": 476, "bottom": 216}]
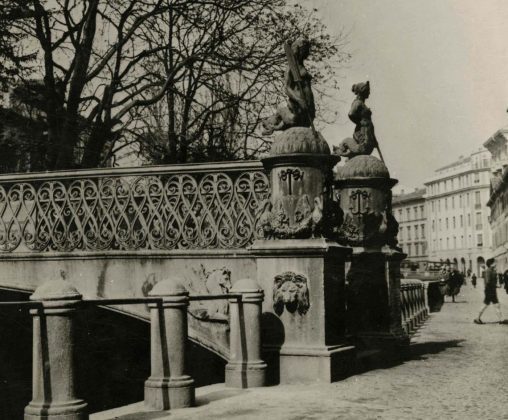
[{"left": 0, "top": 169, "right": 270, "bottom": 252}]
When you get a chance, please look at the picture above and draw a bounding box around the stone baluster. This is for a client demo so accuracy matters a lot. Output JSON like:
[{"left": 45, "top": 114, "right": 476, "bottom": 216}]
[
  {"left": 400, "top": 284, "right": 408, "bottom": 333},
  {"left": 423, "top": 282, "right": 430, "bottom": 318},
  {"left": 226, "top": 278, "right": 267, "bottom": 388},
  {"left": 25, "top": 280, "right": 88, "bottom": 420},
  {"left": 409, "top": 284, "right": 415, "bottom": 331},
  {"left": 418, "top": 284, "right": 425, "bottom": 322},
  {"left": 145, "top": 278, "right": 195, "bottom": 410}
]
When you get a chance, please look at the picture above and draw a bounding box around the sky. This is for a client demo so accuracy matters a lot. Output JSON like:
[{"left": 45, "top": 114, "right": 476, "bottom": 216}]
[{"left": 303, "top": 0, "right": 508, "bottom": 191}]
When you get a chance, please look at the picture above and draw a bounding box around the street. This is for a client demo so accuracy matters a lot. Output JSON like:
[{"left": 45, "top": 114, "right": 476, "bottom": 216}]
[{"left": 94, "top": 283, "right": 508, "bottom": 420}]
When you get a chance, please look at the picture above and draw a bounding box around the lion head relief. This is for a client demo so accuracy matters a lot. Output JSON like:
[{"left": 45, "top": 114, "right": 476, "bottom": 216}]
[{"left": 273, "top": 272, "right": 310, "bottom": 316}]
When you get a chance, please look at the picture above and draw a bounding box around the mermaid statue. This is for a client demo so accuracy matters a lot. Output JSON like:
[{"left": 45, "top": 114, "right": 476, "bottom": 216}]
[
  {"left": 261, "top": 38, "right": 315, "bottom": 135},
  {"left": 334, "top": 81, "right": 382, "bottom": 160}
]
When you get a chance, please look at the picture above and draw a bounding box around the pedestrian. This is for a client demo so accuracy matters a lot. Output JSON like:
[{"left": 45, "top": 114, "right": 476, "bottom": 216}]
[
  {"left": 471, "top": 273, "right": 477, "bottom": 288},
  {"left": 474, "top": 258, "right": 504, "bottom": 324},
  {"left": 446, "top": 268, "right": 463, "bottom": 302}
]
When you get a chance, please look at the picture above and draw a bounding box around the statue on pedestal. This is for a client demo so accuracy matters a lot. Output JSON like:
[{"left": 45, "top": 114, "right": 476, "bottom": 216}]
[
  {"left": 334, "top": 81, "right": 384, "bottom": 161},
  {"left": 261, "top": 38, "right": 316, "bottom": 135}
]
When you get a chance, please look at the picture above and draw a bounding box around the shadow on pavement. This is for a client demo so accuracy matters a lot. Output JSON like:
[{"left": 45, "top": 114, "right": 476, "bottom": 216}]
[
  {"left": 355, "top": 339, "right": 465, "bottom": 374},
  {"left": 408, "top": 339, "right": 465, "bottom": 360},
  {"left": 105, "top": 411, "right": 170, "bottom": 419},
  {"left": 196, "top": 389, "right": 246, "bottom": 407}
]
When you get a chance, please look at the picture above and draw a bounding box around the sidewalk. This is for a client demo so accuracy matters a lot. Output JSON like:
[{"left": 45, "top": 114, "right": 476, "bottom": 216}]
[{"left": 93, "top": 284, "right": 508, "bottom": 420}]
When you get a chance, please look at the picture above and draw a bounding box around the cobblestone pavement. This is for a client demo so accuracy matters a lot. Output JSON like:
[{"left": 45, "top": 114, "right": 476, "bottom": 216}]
[{"left": 94, "top": 284, "right": 508, "bottom": 420}]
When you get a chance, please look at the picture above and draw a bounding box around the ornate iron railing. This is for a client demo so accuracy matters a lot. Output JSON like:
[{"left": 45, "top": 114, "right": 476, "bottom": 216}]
[
  {"left": 0, "top": 161, "right": 269, "bottom": 252},
  {"left": 400, "top": 279, "right": 429, "bottom": 334}
]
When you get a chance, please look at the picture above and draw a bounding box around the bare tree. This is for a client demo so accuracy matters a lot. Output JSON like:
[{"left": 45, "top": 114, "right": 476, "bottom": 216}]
[
  {"left": 6, "top": 0, "right": 348, "bottom": 170},
  {"left": 134, "top": 1, "right": 349, "bottom": 164}
]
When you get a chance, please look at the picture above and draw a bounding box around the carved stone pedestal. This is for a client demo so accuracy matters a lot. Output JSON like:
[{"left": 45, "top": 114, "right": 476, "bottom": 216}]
[
  {"left": 250, "top": 239, "right": 355, "bottom": 384},
  {"left": 334, "top": 155, "right": 409, "bottom": 356},
  {"left": 346, "top": 247, "right": 409, "bottom": 354}
]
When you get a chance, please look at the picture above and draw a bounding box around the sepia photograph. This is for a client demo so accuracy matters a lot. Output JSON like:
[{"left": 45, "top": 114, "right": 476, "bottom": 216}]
[{"left": 0, "top": 0, "right": 506, "bottom": 419}]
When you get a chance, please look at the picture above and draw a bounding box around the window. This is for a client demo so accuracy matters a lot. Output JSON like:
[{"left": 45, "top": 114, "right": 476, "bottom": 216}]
[
  {"left": 446, "top": 237, "right": 449, "bottom": 249},
  {"left": 398, "top": 209, "right": 403, "bottom": 222},
  {"left": 467, "top": 193, "right": 470, "bottom": 205},
  {"left": 406, "top": 208, "right": 410, "bottom": 220},
  {"left": 475, "top": 191, "right": 481, "bottom": 207},
  {"left": 452, "top": 196, "right": 455, "bottom": 209},
  {"left": 477, "top": 234, "right": 483, "bottom": 247},
  {"left": 420, "top": 205, "right": 424, "bottom": 218},
  {"left": 445, "top": 198, "right": 448, "bottom": 210},
  {"left": 415, "top": 225, "right": 419, "bottom": 239},
  {"left": 459, "top": 194, "right": 463, "bottom": 208},
  {"left": 421, "top": 224, "right": 425, "bottom": 238},
  {"left": 461, "top": 235, "right": 464, "bottom": 247},
  {"left": 431, "top": 201, "right": 435, "bottom": 212},
  {"left": 407, "top": 226, "right": 411, "bottom": 240},
  {"left": 432, "top": 220, "right": 435, "bottom": 231},
  {"left": 476, "top": 212, "right": 482, "bottom": 230},
  {"left": 468, "top": 214, "right": 471, "bottom": 226},
  {"left": 460, "top": 215, "right": 463, "bottom": 227},
  {"left": 446, "top": 218, "right": 449, "bottom": 229},
  {"left": 453, "top": 236, "right": 456, "bottom": 248},
  {"left": 413, "top": 206, "right": 418, "bottom": 219},
  {"left": 453, "top": 217, "right": 456, "bottom": 228},
  {"left": 474, "top": 172, "right": 480, "bottom": 183}
]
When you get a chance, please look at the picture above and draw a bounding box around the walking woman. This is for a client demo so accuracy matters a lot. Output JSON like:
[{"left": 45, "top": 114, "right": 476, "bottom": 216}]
[{"left": 474, "top": 259, "right": 503, "bottom": 324}]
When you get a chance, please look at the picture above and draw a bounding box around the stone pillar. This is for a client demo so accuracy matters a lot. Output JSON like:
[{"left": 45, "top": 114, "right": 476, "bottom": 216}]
[
  {"left": 225, "top": 278, "right": 267, "bottom": 388},
  {"left": 144, "top": 278, "right": 195, "bottom": 410},
  {"left": 25, "top": 280, "right": 88, "bottom": 420},
  {"left": 252, "top": 126, "right": 355, "bottom": 384},
  {"left": 335, "top": 155, "right": 409, "bottom": 352}
]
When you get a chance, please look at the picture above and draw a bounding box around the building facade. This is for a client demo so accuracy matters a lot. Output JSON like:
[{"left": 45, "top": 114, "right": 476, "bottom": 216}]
[
  {"left": 392, "top": 188, "right": 427, "bottom": 262},
  {"left": 484, "top": 127, "right": 508, "bottom": 272},
  {"left": 424, "top": 148, "right": 492, "bottom": 275}
]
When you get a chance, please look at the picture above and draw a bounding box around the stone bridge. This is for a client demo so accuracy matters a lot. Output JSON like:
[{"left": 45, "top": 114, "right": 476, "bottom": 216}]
[{"left": 0, "top": 128, "right": 430, "bottom": 419}]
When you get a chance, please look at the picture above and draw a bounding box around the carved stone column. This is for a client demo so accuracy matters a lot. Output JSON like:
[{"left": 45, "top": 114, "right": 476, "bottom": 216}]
[
  {"left": 335, "top": 155, "right": 409, "bottom": 352},
  {"left": 225, "top": 278, "right": 267, "bottom": 388},
  {"left": 25, "top": 280, "right": 88, "bottom": 420},
  {"left": 252, "top": 127, "right": 355, "bottom": 384},
  {"left": 144, "top": 278, "right": 195, "bottom": 410}
]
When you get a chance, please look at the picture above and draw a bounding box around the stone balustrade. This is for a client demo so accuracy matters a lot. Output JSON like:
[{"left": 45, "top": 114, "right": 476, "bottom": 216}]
[
  {"left": 0, "top": 277, "right": 265, "bottom": 419},
  {"left": 400, "top": 279, "right": 429, "bottom": 335},
  {"left": 0, "top": 161, "right": 269, "bottom": 253}
]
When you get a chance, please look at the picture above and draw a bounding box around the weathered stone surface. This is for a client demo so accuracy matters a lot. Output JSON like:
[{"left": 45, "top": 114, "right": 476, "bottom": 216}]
[
  {"left": 334, "top": 156, "right": 398, "bottom": 248},
  {"left": 226, "top": 278, "right": 266, "bottom": 388},
  {"left": 269, "top": 127, "right": 331, "bottom": 156},
  {"left": 31, "top": 279, "right": 82, "bottom": 301},
  {"left": 261, "top": 38, "right": 315, "bottom": 136},
  {"left": 335, "top": 155, "right": 390, "bottom": 179},
  {"left": 26, "top": 281, "right": 88, "bottom": 420},
  {"left": 250, "top": 238, "right": 354, "bottom": 383},
  {"left": 149, "top": 277, "right": 188, "bottom": 296},
  {"left": 145, "top": 281, "right": 195, "bottom": 410},
  {"left": 334, "top": 81, "right": 379, "bottom": 159}
]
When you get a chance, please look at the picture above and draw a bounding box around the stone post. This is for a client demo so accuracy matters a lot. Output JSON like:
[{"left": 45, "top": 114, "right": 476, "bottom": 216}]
[
  {"left": 144, "top": 278, "right": 195, "bottom": 410},
  {"left": 335, "top": 155, "right": 409, "bottom": 352},
  {"left": 25, "top": 280, "right": 88, "bottom": 420},
  {"left": 225, "top": 278, "right": 267, "bottom": 388},
  {"left": 251, "top": 126, "right": 355, "bottom": 384}
]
